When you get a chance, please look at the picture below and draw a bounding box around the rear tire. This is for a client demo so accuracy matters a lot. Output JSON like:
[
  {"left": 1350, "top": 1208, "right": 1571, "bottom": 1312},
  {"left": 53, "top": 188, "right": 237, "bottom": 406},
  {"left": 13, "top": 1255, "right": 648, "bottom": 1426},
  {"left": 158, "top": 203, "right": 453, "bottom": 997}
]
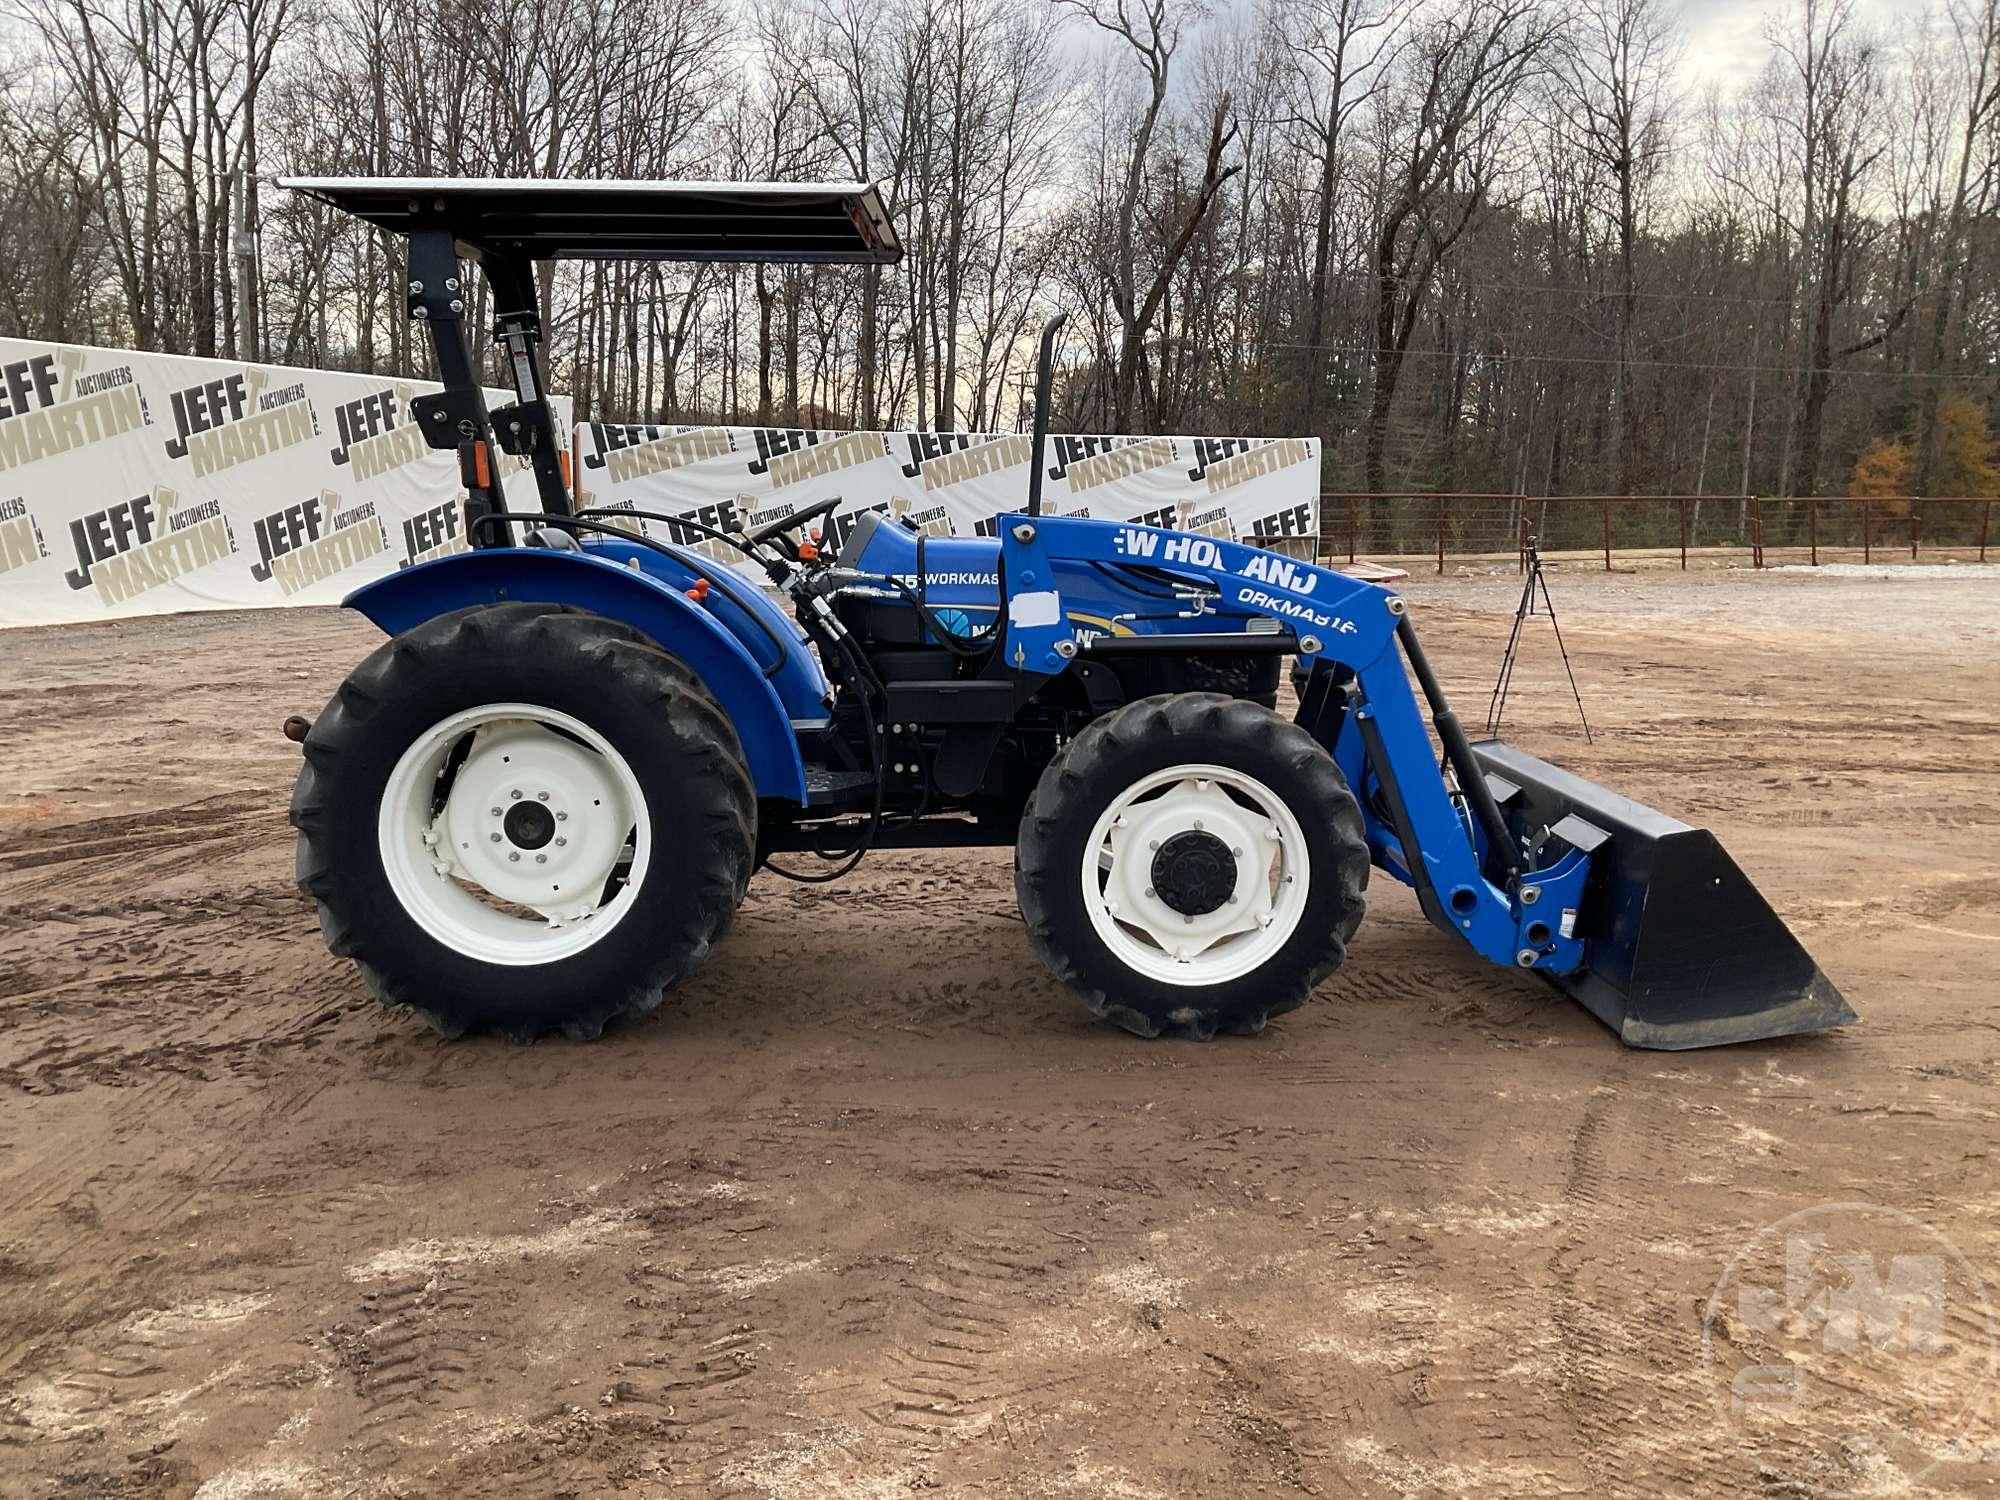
[
  {"left": 291, "top": 603, "right": 754, "bottom": 1040},
  {"left": 1015, "top": 693, "right": 1368, "bottom": 1038}
]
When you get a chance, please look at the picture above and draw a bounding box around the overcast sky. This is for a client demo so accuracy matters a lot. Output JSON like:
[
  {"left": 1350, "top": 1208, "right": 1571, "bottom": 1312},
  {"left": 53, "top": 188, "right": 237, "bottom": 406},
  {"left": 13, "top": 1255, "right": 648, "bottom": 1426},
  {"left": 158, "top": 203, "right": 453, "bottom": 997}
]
[{"left": 1674, "top": 0, "right": 1915, "bottom": 91}]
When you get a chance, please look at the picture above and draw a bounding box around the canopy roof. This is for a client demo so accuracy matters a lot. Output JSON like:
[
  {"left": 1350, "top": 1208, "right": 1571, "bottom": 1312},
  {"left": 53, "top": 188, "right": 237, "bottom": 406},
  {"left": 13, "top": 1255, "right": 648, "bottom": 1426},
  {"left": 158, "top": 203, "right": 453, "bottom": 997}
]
[{"left": 278, "top": 177, "right": 902, "bottom": 264}]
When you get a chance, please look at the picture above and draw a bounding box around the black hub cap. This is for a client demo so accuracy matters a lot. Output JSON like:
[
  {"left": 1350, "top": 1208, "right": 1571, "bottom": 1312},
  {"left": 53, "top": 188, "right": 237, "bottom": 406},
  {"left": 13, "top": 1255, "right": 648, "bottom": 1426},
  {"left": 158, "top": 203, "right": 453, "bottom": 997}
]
[
  {"left": 1150, "top": 830, "right": 1238, "bottom": 917},
  {"left": 504, "top": 800, "right": 556, "bottom": 850}
]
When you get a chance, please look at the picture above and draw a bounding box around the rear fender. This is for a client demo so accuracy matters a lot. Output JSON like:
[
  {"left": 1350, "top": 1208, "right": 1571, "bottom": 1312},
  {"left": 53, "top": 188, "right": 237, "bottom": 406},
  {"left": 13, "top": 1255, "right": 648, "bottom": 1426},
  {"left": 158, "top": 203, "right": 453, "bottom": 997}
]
[{"left": 344, "top": 548, "right": 808, "bottom": 803}]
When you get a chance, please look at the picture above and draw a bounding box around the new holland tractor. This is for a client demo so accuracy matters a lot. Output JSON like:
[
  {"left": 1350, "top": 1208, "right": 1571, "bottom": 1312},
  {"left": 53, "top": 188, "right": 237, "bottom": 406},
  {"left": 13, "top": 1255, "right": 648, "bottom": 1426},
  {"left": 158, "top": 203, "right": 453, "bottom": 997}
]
[{"left": 278, "top": 177, "right": 1853, "bottom": 1049}]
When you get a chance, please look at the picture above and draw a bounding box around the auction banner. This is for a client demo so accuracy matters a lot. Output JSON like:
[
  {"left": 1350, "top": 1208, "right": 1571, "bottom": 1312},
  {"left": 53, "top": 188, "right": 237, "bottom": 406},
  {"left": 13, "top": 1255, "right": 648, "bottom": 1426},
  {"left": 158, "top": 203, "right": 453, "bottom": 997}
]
[
  {"left": 0, "top": 337, "right": 565, "bottom": 628},
  {"left": 573, "top": 424, "right": 1320, "bottom": 567}
]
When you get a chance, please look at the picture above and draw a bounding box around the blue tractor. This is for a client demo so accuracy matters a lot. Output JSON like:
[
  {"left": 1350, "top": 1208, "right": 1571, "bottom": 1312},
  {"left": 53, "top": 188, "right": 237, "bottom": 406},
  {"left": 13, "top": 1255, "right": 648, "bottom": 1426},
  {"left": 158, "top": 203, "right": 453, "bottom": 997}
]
[{"left": 280, "top": 177, "right": 1852, "bottom": 1048}]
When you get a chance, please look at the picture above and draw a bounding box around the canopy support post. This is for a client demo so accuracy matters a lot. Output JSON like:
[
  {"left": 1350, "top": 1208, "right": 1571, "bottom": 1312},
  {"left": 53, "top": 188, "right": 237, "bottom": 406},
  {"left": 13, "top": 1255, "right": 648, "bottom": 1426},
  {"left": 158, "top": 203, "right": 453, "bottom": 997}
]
[{"left": 407, "top": 226, "right": 510, "bottom": 549}]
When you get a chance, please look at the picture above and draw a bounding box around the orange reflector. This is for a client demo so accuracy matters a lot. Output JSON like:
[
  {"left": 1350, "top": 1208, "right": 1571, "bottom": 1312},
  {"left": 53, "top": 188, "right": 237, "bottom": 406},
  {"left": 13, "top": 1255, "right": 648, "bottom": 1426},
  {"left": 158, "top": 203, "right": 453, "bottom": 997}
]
[
  {"left": 558, "top": 448, "right": 572, "bottom": 490},
  {"left": 685, "top": 577, "right": 712, "bottom": 602},
  {"left": 797, "top": 541, "right": 819, "bottom": 562},
  {"left": 471, "top": 439, "right": 492, "bottom": 489}
]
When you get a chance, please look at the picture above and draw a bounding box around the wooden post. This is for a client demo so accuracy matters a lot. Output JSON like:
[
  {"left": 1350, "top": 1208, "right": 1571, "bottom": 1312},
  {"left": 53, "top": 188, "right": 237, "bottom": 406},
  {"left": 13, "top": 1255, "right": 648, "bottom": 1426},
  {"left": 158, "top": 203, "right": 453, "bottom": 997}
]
[
  {"left": 1436, "top": 494, "right": 1446, "bottom": 575},
  {"left": 1751, "top": 495, "right": 1763, "bottom": 568},
  {"left": 1601, "top": 498, "right": 1612, "bottom": 571},
  {"left": 1863, "top": 499, "right": 1872, "bottom": 563},
  {"left": 1910, "top": 499, "right": 1920, "bottom": 560},
  {"left": 1809, "top": 495, "right": 1818, "bottom": 566},
  {"left": 1982, "top": 500, "right": 1991, "bottom": 562},
  {"left": 1347, "top": 494, "right": 1357, "bottom": 564},
  {"left": 1678, "top": 498, "right": 1688, "bottom": 570}
]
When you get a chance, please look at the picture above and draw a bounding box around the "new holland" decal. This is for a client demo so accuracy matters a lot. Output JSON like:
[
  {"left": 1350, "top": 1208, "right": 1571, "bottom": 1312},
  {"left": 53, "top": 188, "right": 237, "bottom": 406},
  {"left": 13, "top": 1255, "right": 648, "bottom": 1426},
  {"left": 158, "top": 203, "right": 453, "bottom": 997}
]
[{"left": 1112, "top": 526, "right": 1328, "bottom": 598}]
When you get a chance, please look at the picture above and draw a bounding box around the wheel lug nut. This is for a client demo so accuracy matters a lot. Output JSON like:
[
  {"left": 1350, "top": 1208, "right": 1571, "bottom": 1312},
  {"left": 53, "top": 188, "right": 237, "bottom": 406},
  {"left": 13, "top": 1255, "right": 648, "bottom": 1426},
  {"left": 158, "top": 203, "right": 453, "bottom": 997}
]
[
  {"left": 508, "top": 851, "right": 520, "bottom": 862},
  {"left": 1144, "top": 887, "right": 1155, "bottom": 898},
  {"left": 489, "top": 832, "right": 502, "bottom": 843},
  {"left": 1149, "top": 840, "right": 1160, "bottom": 851},
  {"left": 556, "top": 811, "right": 568, "bottom": 822},
  {"left": 1232, "top": 846, "right": 1243, "bottom": 858},
  {"left": 1193, "top": 819, "right": 1204, "bottom": 831},
  {"left": 535, "top": 853, "right": 547, "bottom": 864},
  {"left": 510, "top": 789, "right": 522, "bottom": 800},
  {"left": 491, "top": 806, "right": 502, "bottom": 817},
  {"left": 537, "top": 791, "right": 549, "bottom": 801},
  {"left": 555, "top": 837, "right": 567, "bottom": 847}
]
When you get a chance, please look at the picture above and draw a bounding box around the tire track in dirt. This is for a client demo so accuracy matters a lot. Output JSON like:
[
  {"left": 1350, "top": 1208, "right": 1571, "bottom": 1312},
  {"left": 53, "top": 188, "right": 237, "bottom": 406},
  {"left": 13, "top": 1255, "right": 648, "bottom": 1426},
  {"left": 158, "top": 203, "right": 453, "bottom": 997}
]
[
  {"left": 0, "top": 814, "right": 361, "bottom": 1101},
  {"left": 327, "top": 1273, "right": 497, "bottom": 1473},
  {"left": 722, "top": 883, "right": 1066, "bottom": 1044},
  {"left": 1542, "top": 1071, "right": 1752, "bottom": 1499},
  {"left": 685, "top": 1109, "right": 1145, "bottom": 1492},
  {"left": 0, "top": 790, "right": 281, "bottom": 875},
  {"left": 5, "top": 581, "right": 2000, "bottom": 1494},
  {"left": 849, "top": 1172, "right": 1100, "bottom": 1460},
  {"left": 1547, "top": 1081, "right": 1626, "bottom": 1490},
  {"left": 1, "top": 979, "right": 357, "bottom": 1097},
  {"left": 0, "top": 1068, "right": 212, "bottom": 1344},
  {"left": 3, "top": 1282, "right": 280, "bottom": 1453}
]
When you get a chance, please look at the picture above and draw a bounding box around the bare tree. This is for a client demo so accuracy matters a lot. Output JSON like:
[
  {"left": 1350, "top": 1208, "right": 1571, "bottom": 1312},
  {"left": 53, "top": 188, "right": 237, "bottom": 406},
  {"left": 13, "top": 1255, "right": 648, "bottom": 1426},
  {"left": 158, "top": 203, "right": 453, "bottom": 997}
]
[
  {"left": 1913, "top": 0, "right": 2000, "bottom": 494},
  {"left": 1559, "top": 0, "right": 1675, "bottom": 492},
  {"left": 1061, "top": 0, "right": 1242, "bottom": 430},
  {"left": 1765, "top": 0, "right": 1898, "bottom": 497},
  {"left": 3, "top": 0, "right": 1997, "bottom": 508},
  {"left": 1270, "top": 0, "right": 1412, "bottom": 430},
  {"left": 1363, "top": 0, "right": 1554, "bottom": 495}
]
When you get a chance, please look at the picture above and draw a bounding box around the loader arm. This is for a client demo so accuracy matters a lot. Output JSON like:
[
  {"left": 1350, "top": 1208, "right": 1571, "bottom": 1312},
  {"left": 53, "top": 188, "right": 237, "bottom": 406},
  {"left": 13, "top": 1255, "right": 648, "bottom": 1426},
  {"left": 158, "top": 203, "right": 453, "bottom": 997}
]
[
  {"left": 997, "top": 513, "right": 1579, "bottom": 973},
  {"left": 995, "top": 512, "right": 1853, "bottom": 1048}
]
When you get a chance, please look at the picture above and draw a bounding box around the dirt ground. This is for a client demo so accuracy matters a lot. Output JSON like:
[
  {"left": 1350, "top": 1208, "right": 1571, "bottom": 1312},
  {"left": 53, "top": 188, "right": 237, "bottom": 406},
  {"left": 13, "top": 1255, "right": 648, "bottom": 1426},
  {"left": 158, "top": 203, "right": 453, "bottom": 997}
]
[{"left": 3, "top": 563, "right": 1998, "bottom": 1498}]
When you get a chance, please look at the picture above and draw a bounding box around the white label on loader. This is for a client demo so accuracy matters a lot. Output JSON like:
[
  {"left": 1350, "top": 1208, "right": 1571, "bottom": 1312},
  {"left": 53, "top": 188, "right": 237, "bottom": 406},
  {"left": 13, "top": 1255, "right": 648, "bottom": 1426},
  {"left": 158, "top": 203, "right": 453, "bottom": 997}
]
[
  {"left": 1009, "top": 589, "right": 1062, "bottom": 628},
  {"left": 1560, "top": 908, "right": 1577, "bottom": 939}
]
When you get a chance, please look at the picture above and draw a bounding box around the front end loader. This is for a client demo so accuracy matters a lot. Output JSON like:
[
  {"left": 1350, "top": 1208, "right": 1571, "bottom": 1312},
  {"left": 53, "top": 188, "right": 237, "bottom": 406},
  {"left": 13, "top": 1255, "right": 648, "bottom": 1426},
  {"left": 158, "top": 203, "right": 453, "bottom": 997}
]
[{"left": 277, "top": 176, "right": 1852, "bottom": 1049}]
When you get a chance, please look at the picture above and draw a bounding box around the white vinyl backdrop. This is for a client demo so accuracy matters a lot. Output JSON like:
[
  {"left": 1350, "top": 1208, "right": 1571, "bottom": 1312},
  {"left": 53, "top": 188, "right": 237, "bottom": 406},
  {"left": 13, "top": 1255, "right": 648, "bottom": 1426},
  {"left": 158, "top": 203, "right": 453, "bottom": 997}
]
[
  {"left": 571, "top": 422, "right": 1321, "bottom": 569},
  {"left": 0, "top": 337, "right": 565, "bottom": 627},
  {"left": 0, "top": 337, "right": 1322, "bottom": 627}
]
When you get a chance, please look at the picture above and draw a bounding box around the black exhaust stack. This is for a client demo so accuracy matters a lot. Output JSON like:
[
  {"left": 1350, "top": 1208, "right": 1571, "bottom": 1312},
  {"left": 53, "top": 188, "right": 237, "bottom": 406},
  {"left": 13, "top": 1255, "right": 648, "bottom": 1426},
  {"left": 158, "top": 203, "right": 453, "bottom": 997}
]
[
  {"left": 1473, "top": 741, "right": 1856, "bottom": 1050},
  {"left": 1025, "top": 313, "right": 1065, "bottom": 519}
]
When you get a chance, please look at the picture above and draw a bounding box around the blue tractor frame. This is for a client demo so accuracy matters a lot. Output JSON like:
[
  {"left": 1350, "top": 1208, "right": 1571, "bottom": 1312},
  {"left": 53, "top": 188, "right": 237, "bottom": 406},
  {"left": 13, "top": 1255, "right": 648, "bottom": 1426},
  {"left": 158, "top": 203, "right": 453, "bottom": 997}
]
[{"left": 283, "top": 176, "right": 1852, "bottom": 1050}]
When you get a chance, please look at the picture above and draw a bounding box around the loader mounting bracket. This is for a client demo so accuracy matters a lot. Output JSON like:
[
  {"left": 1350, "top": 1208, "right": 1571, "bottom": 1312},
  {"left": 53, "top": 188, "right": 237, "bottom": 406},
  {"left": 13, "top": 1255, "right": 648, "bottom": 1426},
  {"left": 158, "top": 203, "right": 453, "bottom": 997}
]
[{"left": 412, "top": 387, "right": 488, "bottom": 448}]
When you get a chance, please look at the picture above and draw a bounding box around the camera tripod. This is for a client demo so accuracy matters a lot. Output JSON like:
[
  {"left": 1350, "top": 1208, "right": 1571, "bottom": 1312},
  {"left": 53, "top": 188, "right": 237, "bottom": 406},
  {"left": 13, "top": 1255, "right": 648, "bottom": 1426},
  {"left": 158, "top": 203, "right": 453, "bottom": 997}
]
[{"left": 1486, "top": 536, "right": 1591, "bottom": 744}]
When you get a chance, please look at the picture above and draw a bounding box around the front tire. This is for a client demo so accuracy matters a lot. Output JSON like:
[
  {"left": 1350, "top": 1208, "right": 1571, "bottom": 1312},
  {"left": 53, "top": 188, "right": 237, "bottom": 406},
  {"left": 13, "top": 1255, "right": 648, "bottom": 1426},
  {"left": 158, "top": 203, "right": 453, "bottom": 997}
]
[
  {"left": 291, "top": 604, "right": 754, "bottom": 1040},
  {"left": 1015, "top": 693, "right": 1368, "bottom": 1038}
]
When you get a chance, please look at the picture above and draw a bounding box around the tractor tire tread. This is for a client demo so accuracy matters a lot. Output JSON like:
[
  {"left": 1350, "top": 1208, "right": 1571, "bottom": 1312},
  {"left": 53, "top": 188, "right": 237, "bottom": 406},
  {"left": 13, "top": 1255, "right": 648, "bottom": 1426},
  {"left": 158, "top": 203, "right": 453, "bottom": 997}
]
[
  {"left": 291, "top": 602, "right": 753, "bottom": 1042},
  {"left": 1015, "top": 692, "right": 1367, "bottom": 1040}
]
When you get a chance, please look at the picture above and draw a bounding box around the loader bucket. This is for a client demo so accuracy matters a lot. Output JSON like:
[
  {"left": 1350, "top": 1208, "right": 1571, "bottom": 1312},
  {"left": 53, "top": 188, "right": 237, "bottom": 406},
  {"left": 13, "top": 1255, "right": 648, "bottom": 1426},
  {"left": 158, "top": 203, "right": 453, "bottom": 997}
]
[{"left": 1470, "top": 741, "right": 1855, "bottom": 1050}]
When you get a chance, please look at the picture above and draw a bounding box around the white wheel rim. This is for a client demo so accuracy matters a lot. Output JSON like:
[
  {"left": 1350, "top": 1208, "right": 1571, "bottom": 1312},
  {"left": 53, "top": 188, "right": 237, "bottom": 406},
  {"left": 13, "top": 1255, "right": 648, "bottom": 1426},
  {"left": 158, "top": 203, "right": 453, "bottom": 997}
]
[
  {"left": 1080, "top": 761, "right": 1312, "bottom": 987},
  {"left": 378, "top": 702, "right": 650, "bottom": 966}
]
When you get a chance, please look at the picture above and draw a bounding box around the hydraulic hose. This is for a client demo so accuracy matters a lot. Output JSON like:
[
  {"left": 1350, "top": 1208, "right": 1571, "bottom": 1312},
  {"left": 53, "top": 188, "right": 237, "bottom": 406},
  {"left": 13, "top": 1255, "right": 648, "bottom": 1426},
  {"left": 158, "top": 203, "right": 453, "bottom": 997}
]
[
  {"left": 1395, "top": 615, "right": 1521, "bottom": 882},
  {"left": 761, "top": 613, "right": 891, "bottom": 883}
]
